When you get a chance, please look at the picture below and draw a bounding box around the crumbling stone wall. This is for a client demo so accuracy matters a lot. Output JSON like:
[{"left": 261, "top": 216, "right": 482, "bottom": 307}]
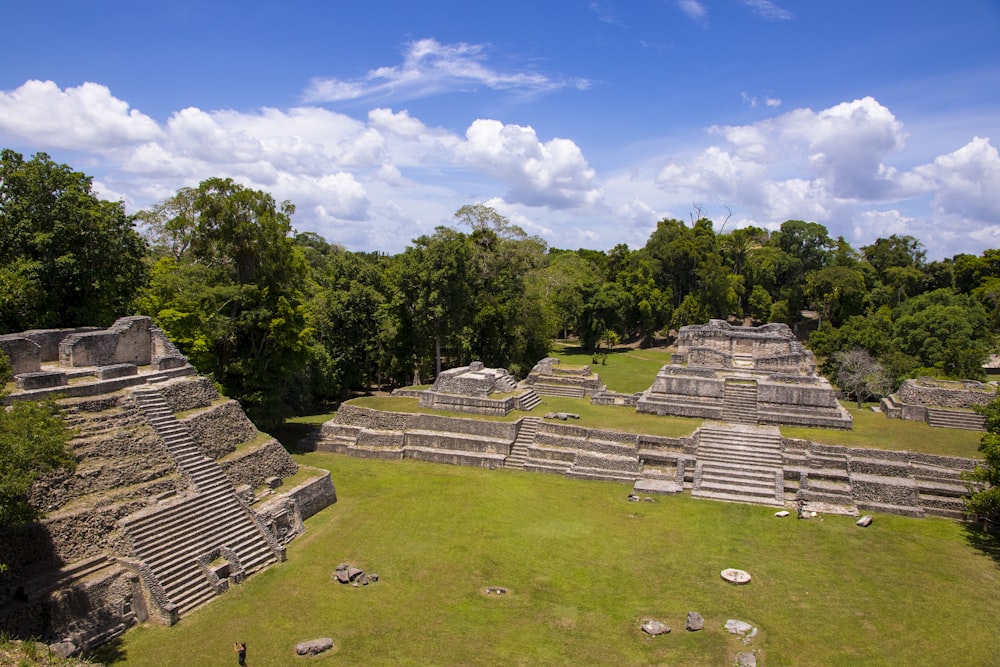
[
  {"left": 334, "top": 404, "right": 413, "bottom": 430},
  {"left": 221, "top": 439, "right": 299, "bottom": 489},
  {"left": 897, "top": 378, "right": 994, "bottom": 409},
  {"left": 59, "top": 317, "right": 153, "bottom": 368},
  {"left": 157, "top": 376, "right": 219, "bottom": 412},
  {"left": 183, "top": 400, "right": 258, "bottom": 459}
]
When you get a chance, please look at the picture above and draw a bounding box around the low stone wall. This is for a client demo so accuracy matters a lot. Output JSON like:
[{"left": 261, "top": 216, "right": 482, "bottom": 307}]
[
  {"left": 334, "top": 404, "right": 412, "bottom": 430},
  {"left": 418, "top": 392, "right": 516, "bottom": 415},
  {"left": 897, "top": 378, "right": 994, "bottom": 409},
  {"left": 221, "top": 439, "right": 299, "bottom": 490},
  {"left": 157, "top": 376, "right": 219, "bottom": 413},
  {"left": 183, "top": 400, "right": 258, "bottom": 459},
  {"left": 286, "top": 470, "right": 337, "bottom": 520},
  {"left": 0, "top": 327, "right": 99, "bottom": 372}
]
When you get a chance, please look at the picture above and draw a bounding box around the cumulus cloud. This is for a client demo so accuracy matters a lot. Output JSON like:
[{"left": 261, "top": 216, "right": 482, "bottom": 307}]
[
  {"left": 302, "top": 38, "right": 589, "bottom": 105},
  {"left": 456, "top": 119, "right": 602, "bottom": 209},
  {"left": 0, "top": 80, "right": 161, "bottom": 151},
  {"left": 658, "top": 96, "right": 912, "bottom": 225},
  {"left": 914, "top": 136, "right": 1000, "bottom": 222}
]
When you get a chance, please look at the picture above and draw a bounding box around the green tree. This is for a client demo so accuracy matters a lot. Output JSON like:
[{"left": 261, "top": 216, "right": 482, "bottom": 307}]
[
  {"left": 0, "top": 352, "right": 74, "bottom": 527},
  {"left": 966, "top": 391, "right": 1000, "bottom": 527},
  {"left": 0, "top": 149, "right": 148, "bottom": 331},
  {"left": 393, "top": 227, "right": 473, "bottom": 381},
  {"left": 891, "top": 288, "right": 991, "bottom": 379},
  {"left": 139, "top": 178, "right": 311, "bottom": 429},
  {"left": 458, "top": 205, "right": 549, "bottom": 375}
]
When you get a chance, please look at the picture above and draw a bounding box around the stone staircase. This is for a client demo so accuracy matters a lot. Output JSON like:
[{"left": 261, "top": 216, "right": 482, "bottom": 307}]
[
  {"left": 505, "top": 418, "right": 539, "bottom": 469},
  {"left": 531, "top": 382, "right": 586, "bottom": 398},
  {"left": 722, "top": 379, "right": 758, "bottom": 424},
  {"left": 797, "top": 448, "right": 854, "bottom": 510},
  {"left": 732, "top": 353, "right": 754, "bottom": 370},
  {"left": 494, "top": 374, "right": 518, "bottom": 393},
  {"left": 125, "top": 387, "right": 281, "bottom": 616},
  {"left": 517, "top": 389, "right": 542, "bottom": 411},
  {"left": 692, "top": 426, "right": 784, "bottom": 507},
  {"left": 131, "top": 388, "right": 233, "bottom": 492},
  {"left": 926, "top": 408, "right": 986, "bottom": 431}
]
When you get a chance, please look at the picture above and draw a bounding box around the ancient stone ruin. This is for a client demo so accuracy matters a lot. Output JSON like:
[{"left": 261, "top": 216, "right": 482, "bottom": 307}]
[
  {"left": 636, "top": 320, "right": 853, "bottom": 430},
  {"left": 523, "top": 357, "right": 605, "bottom": 398},
  {"left": 881, "top": 377, "right": 990, "bottom": 431},
  {"left": 0, "top": 317, "right": 337, "bottom": 655},
  {"left": 407, "top": 361, "right": 541, "bottom": 415}
]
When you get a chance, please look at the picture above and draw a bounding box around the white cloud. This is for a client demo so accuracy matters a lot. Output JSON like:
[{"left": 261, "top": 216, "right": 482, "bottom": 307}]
[
  {"left": 741, "top": 0, "right": 793, "bottom": 21},
  {"left": 456, "top": 119, "right": 603, "bottom": 209},
  {"left": 0, "top": 80, "right": 161, "bottom": 151},
  {"left": 677, "top": 0, "right": 708, "bottom": 25},
  {"left": 2, "top": 77, "right": 998, "bottom": 259},
  {"left": 914, "top": 136, "right": 1000, "bottom": 222},
  {"left": 302, "top": 38, "right": 588, "bottom": 105}
]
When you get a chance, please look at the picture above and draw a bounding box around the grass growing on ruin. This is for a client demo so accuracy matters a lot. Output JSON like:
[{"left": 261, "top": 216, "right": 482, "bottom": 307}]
[
  {"left": 781, "top": 401, "right": 983, "bottom": 459},
  {"left": 551, "top": 344, "right": 672, "bottom": 394},
  {"left": 97, "top": 453, "right": 1000, "bottom": 667}
]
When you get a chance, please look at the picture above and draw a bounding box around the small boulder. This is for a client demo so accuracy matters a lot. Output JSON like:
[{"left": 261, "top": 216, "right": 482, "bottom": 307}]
[
  {"left": 686, "top": 611, "right": 704, "bottom": 631},
  {"left": 725, "top": 619, "right": 755, "bottom": 635},
  {"left": 856, "top": 515, "right": 873, "bottom": 528},
  {"left": 774, "top": 510, "right": 790, "bottom": 518},
  {"left": 295, "top": 638, "right": 334, "bottom": 656},
  {"left": 735, "top": 651, "right": 757, "bottom": 667},
  {"left": 641, "top": 619, "right": 671, "bottom": 636}
]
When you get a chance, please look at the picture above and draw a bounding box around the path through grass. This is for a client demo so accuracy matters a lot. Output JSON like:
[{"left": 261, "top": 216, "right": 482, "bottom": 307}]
[{"left": 97, "top": 454, "right": 1000, "bottom": 666}]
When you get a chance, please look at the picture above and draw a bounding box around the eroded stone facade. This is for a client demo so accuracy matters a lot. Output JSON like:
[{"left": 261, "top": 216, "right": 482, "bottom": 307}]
[
  {"left": 636, "top": 320, "right": 852, "bottom": 429},
  {"left": 0, "top": 321, "right": 336, "bottom": 655}
]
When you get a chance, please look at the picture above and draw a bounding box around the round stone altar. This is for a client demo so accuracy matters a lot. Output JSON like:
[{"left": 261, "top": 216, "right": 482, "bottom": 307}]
[{"left": 721, "top": 568, "right": 752, "bottom": 584}]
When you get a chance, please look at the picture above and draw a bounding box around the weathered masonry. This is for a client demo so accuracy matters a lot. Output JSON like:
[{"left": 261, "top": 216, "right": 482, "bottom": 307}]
[
  {"left": 310, "top": 406, "right": 974, "bottom": 519},
  {"left": 635, "top": 320, "right": 853, "bottom": 429},
  {"left": 0, "top": 317, "right": 336, "bottom": 657}
]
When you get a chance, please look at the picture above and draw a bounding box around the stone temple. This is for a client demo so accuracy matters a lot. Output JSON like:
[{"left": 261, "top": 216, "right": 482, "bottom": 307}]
[
  {"left": 636, "top": 320, "right": 852, "bottom": 429},
  {"left": 0, "top": 317, "right": 336, "bottom": 656}
]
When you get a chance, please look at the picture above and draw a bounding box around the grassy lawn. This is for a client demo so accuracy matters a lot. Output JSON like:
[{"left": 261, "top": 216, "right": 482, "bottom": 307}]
[
  {"left": 95, "top": 453, "right": 1000, "bottom": 666},
  {"left": 551, "top": 344, "right": 672, "bottom": 394}
]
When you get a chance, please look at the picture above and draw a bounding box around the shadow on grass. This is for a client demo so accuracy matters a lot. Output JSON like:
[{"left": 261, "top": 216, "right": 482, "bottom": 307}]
[
  {"left": 272, "top": 421, "right": 324, "bottom": 453},
  {"left": 86, "top": 635, "right": 125, "bottom": 664},
  {"left": 963, "top": 521, "right": 1000, "bottom": 567}
]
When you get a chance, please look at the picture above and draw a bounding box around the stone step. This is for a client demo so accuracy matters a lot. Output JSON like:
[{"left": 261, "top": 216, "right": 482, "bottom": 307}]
[
  {"left": 566, "top": 468, "right": 638, "bottom": 483},
  {"left": 696, "top": 478, "right": 777, "bottom": 497},
  {"left": 699, "top": 463, "right": 780, "bottom": 483},
  {"left": 691, "top": 489, "right": 784, "bottom": 507},
  {"left": 532, "top": 383, "right": 586, "bottom": 398}
]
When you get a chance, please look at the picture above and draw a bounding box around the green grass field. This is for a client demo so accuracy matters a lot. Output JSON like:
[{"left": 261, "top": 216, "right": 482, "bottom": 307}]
[{"left": 96, "top": 453, "right": 1000, "bottom": 666}]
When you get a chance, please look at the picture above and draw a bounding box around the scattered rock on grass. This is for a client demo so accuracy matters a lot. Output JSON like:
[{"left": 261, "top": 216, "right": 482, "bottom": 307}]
[
  {"left": 856, "top": 515, "right": 873, "bottom": 527},
  {"left": 735, "top": 651, "right": 757, "bottom": 666},
  {"left": 725, "top": 619, "right": 754, "bottom": 636},
  {"left": 641, "top": 619, "right": 671, "bottom": 636},
  {"left": 686, "top": 611, "right": 704, "bottom": 631},
  {"left": 295, "top": 638, "right": 333, "bottom": 656}
]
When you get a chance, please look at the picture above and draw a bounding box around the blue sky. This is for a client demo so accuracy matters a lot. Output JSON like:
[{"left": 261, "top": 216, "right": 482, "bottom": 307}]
[{"left": 2, "top": 1, "right": 999, "bottom": 259}]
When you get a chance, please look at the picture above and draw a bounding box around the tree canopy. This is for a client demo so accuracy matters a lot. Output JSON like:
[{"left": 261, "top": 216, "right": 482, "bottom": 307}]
[{"left": 0, "top": 149, "right": 148, "bottom": 332}]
